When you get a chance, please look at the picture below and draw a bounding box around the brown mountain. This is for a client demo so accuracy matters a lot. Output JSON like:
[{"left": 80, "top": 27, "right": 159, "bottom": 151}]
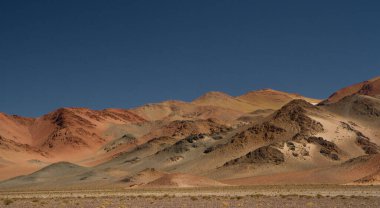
[
  {"left": 321, "top": 76, "right": 380, "bottom": 104},
  {"left": 0, "top": 89, "right": 319, "bottom": 181},
  {"left": 1, "top": 79, "right": 380, "bottom": 189}
]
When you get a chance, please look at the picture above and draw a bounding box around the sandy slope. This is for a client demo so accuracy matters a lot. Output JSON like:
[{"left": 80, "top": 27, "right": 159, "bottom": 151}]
[
  {"left": 143, "top": 173, "right": 226, "bottom": 188},
  {"left": 237, "top": 88, "right": 321, "bottom": 108}
]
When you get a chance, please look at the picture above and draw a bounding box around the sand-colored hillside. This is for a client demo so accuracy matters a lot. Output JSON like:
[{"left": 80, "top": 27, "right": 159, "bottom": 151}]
[
  {"left": 237, "top": 89, "right": 321, "bottom": 109},
  {"left": 143, "top": 173, "right": 226, "bottom": 188},
  {"left": 192, "top": 91, "right": 258, "bottom": 113}
]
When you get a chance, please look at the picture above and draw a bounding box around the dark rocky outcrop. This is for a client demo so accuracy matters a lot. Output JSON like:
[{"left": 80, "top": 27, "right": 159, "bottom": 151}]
[
  {"left": 185, "top": 134, "right": 205, "bottom": 143},
  {"left": 272, "top": 99, "right": 324, "bottom": 134},
  {"left": 158, "top": 134, "right": 208, "bottom": 154},
  {"left": 355, "top": 132, "right": 379, "bottom": 155},
  {"left": 224, "top": 146, "right": 284, "bottom": 166},
  {"left": 340, "top": 122, "right": 379, "bottom": 155},
  {"left": 103, "top": 134, "right": 137, "bottom": 152},
  {"left": 203, "top": 143, "right": 225, "bottom": 154},
  {"left": 305, "top": 136, "right": 340, "bottom": 160}
]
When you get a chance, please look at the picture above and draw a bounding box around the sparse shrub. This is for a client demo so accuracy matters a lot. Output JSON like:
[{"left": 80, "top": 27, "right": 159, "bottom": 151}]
[
  {"left": 3, "top": 198, "right": 13, "bottom": 205},
  {"left": 190, "top": 196, "right": 198, "bottom": 201},
  {"left": 251, "top": 194, "right": 264, "bottom": 198},
  {"left": 202, "top": 196, "right": 211, "bottom": 200}
]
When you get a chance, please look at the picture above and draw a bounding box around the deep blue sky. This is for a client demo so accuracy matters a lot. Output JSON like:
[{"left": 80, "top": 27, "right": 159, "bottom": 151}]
[{"left": 1, "top": 0, "right": 379, "bottom": 117}]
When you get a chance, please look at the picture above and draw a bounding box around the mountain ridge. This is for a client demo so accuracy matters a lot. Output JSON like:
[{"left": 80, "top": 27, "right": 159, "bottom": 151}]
[{"left": 1, "top": 77, "right": 380, "bottom": 189}]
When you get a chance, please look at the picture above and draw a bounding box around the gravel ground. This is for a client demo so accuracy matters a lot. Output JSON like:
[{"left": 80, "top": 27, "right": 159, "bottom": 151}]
[
  {"left": 0, "top": 185, "right": 379, "bottom": 208},
  {"left": 1, "top": 195, "right": 380, "bottom": 208}
]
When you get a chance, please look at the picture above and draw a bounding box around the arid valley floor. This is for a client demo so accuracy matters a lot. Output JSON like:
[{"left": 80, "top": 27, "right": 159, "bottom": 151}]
[{"left": 1, "top": 185, "right": 380, "bottom": 208}]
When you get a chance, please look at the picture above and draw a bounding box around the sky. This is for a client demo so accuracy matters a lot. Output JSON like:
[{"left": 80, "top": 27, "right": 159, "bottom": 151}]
[{"left": 0, "top": 0, "right": 379, "bottom": 117}]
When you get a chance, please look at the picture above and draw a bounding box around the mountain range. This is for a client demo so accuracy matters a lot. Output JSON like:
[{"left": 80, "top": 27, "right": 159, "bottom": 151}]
[{"left": 0, "top": 77, "right": 379, "bottom": 189}]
